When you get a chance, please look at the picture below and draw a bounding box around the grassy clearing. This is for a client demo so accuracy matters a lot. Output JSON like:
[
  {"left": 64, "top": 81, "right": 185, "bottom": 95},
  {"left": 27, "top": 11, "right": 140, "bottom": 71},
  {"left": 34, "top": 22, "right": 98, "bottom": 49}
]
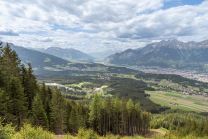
[
  {"left": 149, "top": 97, "right": 199, "bottom": 112},
  {"left": 194, "top": 101, "right": 208, "bottom": 106},
  {"left": 44, "top": 67, "right": 62, "bottom": 71},
  {"left": 64, "top": 82, "right": 91, "bottom": 88},
  {"left": 147, "top": 90, "right": 208, "bottom": 112},
  {"left": 44, "top": 57, "right": 51, "bottom": 62},
  {"left": 164, "top": 93, "right": 183, "bottom": 98},
  {"left": 158, "top": 79, "right": 180, "bottom": 88}
]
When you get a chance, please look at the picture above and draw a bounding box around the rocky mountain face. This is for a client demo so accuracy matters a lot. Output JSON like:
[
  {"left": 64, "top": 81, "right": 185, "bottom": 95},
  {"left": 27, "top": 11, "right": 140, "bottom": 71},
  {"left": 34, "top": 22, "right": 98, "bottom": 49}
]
[
  {"left": 106, "top": 39, "right": 208, "bottom": 68},
  {"left": 34, "top": 47, "right": 94, "bottom": 62}
]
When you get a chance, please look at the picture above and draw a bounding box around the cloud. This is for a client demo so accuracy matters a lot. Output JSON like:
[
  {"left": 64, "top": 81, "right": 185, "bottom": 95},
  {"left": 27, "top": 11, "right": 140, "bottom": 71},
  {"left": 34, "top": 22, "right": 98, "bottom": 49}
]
[
  {"left": 41, "top": 38, "right": 53, "bottom": 42},
  {"left": 0, "top": 0, "right": 208, "bottom": 53},
  {"left": 0, "top": 29, "right": 19, "bottom": 36}
]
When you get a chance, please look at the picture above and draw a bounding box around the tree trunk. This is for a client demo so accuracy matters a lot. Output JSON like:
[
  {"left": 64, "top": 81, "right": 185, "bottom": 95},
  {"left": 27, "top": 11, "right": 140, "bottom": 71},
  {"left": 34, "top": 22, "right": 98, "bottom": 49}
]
[
  {"left": 122, "top": 105, "right": 123, "bottom": 136},
  {"left": 104, "top": 109, "right": 105, "bottom": 135}
]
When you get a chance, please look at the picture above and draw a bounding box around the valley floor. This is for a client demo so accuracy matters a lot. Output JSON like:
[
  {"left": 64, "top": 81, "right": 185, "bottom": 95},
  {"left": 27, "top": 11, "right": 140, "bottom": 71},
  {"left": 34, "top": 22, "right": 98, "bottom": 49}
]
[{"left": 147, "top": 90, "right": 208, "bottom": 112}]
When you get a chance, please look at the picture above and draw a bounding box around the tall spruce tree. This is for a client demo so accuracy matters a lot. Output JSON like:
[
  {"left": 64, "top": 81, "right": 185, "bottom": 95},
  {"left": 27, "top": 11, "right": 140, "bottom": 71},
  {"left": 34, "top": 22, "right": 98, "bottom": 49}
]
[
  {"left": 7, "top": 77, "right": 27, "bottom": 127},
  {"left": 32, "top": 93, "right": 49, "bottom": 129},
  {"left": 0, "top": 88, "right": 15, "bottom": 124},
  {"left": 115, "top": 96, "right": 121, "bottom": 135},
  {"left": 1, "top": 44, "right": 21, "bottom": 86},
  {"left": 126, "top": 99, "right": 134, "bottom": 135},
  {"left": 0, "top": 42, "right": 4, "bottom": 88},
  {"left": 21, "top": 63, "right": 37, "bottom": 113},
  {"left": 51, "top": 87, "right": 66, "bottom": 134},
  {"left": 89, "top": 93, "right": 101, "bottom": 133}
]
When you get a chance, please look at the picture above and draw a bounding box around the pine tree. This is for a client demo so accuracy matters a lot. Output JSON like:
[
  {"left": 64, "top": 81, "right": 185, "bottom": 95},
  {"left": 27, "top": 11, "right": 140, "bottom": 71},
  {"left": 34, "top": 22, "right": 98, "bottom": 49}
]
[
  {"left": 69, "top": 106, "right": 78, "bottom": 134},
  {"left": 1, "top": 44, "right": 21, "bottom": 86},
  {"left": 51, "top": 87, "right": 66, "bottom": 134},
  {"left": 32, "top": 93, "right": 49, "bottom": 129},
  {"left": 105, "top": 97, "right": 111, "bottom": 133},
  {"left": 115, "top": 96, "right": 121, "bottom": 135},
  {"left": 7, "top": 77, "right": 27, "bottom": 128},
  {"left": 126, "top": 99, "right": 134, "bottom": 135},
  {"left": 135, "top": 102, "right": 141, "bottom": 134},
  {"left": 120, "top": 97, "right": 126, "bottom": 135},
  {"left": 111, "top": 97, "right": 116, "bottom": 134},
  {"left": 0, "top": 43, "right": 4, "bottom": 88},
  {"left": 0, "top": 88, "right": 15, "bottom": 124},
  {"left": 89, "top": 93, "right": 101, "bottom": 133},
  {"left": 21, "top": 63, "right": 37, "bottom": 113}
]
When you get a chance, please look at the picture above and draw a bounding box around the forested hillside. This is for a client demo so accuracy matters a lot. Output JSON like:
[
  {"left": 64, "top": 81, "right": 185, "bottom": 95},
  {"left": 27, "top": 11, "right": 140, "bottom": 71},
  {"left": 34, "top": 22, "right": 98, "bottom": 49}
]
[{"left": 0, "top": 42, "right": 151, "bottom": 137}]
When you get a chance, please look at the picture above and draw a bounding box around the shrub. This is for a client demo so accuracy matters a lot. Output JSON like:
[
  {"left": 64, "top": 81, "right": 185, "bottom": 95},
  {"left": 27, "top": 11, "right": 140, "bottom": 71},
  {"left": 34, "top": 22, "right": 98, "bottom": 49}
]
[
  {"left": 0, "top": 118, "right": 15, "bottom": 139},
  {"left": 12, "top": 123, "right": 56, "bottom": 139},
  {"left": 64, "top": 133, "right": 74, "bottom": 139}
]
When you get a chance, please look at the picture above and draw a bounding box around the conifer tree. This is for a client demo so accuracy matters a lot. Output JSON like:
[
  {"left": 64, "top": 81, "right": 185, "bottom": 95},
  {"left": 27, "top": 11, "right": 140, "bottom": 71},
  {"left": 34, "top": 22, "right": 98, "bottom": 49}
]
[
  {"left": 0, "top": 88, "right": 14, "bottom": 124},
  {"left": 115, "top": 96, "right": 121, "bottom": 135},
  {"left": 0, "top": 43, "right": 4, "bottom": 88},
  {"left": 105, "top": 97, "right": 111, "bottom": 132},
  {"left": 1, "top": 44, "right": 21, "bottom": 86},
  {"left": 69, "top": 106, "right": 78, "bottom": 134},
  {"left": 126, "top": 99, "right": 134, "bottom": 135},
  {"left": 21, "top": 63, "right": 37, "bottom": 112},
  {"left": 121, "top": 97, "right": 126, "bottom": 135},
  {"left": 7, "top": 77, "right": 27, "bottom": 127},
  {"left": 111, "top": 97, "right": 116, "bottom": 134},
  {"left": 32, "top": 93, "right": 49, "bottom": 129},
  {"left": 89, "top": 93, "right": 101, "bottom": 133},
  {"left": 51, "top": 87, "right": 66, "bottom": 134}
]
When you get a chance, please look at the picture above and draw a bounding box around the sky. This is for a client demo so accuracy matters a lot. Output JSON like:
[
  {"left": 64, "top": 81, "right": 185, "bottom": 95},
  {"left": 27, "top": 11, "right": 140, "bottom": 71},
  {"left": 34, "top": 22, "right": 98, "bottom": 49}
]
[{"left": 0, "top": 0, "right": 208, "bottom": 53}]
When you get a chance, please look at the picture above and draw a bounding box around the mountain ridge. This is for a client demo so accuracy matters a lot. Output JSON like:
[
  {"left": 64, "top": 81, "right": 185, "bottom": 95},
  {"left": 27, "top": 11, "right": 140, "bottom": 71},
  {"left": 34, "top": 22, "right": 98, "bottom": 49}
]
[{"left": 106, "top": 39, "right": 208, "bottom": 69}]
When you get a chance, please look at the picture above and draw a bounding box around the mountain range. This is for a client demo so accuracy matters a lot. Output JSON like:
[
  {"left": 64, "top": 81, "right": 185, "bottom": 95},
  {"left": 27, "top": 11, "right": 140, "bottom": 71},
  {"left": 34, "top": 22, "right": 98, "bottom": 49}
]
[
  {"left": 106, "top": 39, "right": 208, "bottom": 69},
  {"left": 0, "top": 41, "right": 138, "bottom": 75},
  {"left": 32, "top": 47, "right": 94, "bottom": 62}
]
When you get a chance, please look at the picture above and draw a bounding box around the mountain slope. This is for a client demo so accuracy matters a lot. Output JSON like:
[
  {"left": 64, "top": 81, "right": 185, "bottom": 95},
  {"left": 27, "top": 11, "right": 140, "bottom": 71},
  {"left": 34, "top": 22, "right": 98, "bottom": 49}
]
[
  {"left": 106, "top": 39, "right": 208, "bottom": 68},
  {"left": 1, "top": 42, "right": 70, "bottom": 69},
  {"left": 34, "top": 47, "right": 94, "bottom": 62}
]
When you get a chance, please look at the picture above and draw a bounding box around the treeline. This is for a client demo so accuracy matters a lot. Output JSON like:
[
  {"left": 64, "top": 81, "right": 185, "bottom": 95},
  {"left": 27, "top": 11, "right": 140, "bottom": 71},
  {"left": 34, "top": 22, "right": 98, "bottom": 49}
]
[
  {"left": 0, "top": 43, "right": 150, "bottom": 135},
  {"left": 89, "top": 94, "right": 150, "bottom": 136}
]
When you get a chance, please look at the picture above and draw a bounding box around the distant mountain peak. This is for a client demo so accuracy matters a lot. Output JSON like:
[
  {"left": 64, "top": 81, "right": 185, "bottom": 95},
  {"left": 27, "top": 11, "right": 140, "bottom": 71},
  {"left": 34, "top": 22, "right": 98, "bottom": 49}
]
[{"left": 106, "top": 39, "right": 208, "bottom": 67}]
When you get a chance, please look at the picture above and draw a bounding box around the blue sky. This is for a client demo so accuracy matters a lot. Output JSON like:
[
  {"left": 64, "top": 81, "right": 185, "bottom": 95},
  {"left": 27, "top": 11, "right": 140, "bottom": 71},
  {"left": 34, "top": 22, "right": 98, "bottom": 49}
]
[
  {"left": 163, "top": 0, "right": 205, "bottom": 9},
  {"left": 0, "top": 0, "right": 208, "bottom": 53}
]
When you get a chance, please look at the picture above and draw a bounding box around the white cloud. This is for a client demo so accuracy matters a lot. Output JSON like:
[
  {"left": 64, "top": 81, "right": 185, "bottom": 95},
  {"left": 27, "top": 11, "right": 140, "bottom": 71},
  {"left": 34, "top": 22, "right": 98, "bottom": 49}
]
[
  {"left": 0, "top": 0, "right": 208, "bottom": 53},
  {"left": 0, "top": 29, "right": 19, "bottom": 36}
]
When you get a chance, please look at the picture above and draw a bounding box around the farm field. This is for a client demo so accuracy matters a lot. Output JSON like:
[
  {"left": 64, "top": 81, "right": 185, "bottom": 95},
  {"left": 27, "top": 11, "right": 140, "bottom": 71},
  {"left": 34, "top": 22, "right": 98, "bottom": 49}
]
[{"left": 146, "top": 90, "right": 208, "bottom": 112}]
